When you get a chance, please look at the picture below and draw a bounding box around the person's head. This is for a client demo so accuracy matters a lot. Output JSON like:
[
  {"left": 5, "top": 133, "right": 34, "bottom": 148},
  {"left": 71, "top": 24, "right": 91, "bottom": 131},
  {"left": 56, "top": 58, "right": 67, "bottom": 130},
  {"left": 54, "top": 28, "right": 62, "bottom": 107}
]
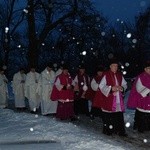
[
  {"left": 62, "top": 64, "right": 69, "bottom": 75},
  {"left": 47, "top": 63, "right": 53, "bottom": 72},
  {"left": 109, "top": 58, "right": 119, "bottom": 73},
  {"left": 0, "top": 68, "right": 4, "bottom": 74},
  {"left": 96, "top": 66, "right": 104, "bottom": 76},
  {"left": 30, "top": 67, "right": 36, "bottom": 72},
  {"left": 144, "top": 61, "right": 150, "bottom": 75},
  {"left": 20, "top": 68, "right": 25, "bottom": 74},
  {"left": 78, "top": 64, "right": 85, "bottom": 74}
]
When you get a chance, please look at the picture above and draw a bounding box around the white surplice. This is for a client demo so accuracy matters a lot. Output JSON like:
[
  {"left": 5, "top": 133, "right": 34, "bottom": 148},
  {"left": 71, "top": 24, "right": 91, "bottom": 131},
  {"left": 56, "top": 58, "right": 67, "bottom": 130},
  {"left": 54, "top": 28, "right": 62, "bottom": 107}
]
[
  {"left": 12, "top": 72, "right": 26, "bottom": 108},
  {"left": 38, "top": 68, "right": 58, "bottom": 115},
  {"left": 25, "top": 71, "right": 40, "bottom": 111},
  {"left": 99, "top": 75, "right": 127, "bottom": 112}
]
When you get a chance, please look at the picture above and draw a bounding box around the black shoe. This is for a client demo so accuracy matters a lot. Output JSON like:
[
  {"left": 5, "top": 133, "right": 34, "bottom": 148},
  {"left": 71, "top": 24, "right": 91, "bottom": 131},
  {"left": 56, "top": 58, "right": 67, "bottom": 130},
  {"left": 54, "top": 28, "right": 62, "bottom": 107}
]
[
  {"left": 133, "top": 123, "right": 137, "bottom": 130},
  {"left": 103, "top": 130, "right": 112, "bottom": 136},
  {"left": 138, "top": 129, "right": 144, "bottom": 133},
  {"left": 118, "top": 133, "right": 128, "bottom": 137},
  {"left": 90, "top": 115, "right": 95, "bottom": 120},
  {"left": 30, "top": 111, "right": 36, "bottom": 114},
  {"left": 86, "top": 113, "right": 90, "bottom": 117},
  {"left": 70, "top": 116, "right": 79, "bottom": 121}
]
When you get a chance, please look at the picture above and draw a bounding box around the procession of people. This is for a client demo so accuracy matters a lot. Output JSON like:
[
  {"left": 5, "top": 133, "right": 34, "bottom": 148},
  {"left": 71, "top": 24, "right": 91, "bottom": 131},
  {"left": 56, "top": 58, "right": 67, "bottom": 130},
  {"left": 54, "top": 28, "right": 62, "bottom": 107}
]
[{"left": 0, "top": 59, "right": 150, "bottom": 137}]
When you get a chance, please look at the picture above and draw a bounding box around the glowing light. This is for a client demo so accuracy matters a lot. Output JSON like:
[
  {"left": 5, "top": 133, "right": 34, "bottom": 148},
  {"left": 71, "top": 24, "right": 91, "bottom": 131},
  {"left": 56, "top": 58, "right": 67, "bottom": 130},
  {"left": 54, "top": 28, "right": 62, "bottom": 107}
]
[
  {"left": 125, "top": 122, "right": 130, "bottom": 128},
  {"left": 123, "top": 71, "right": 127, "bottom": 75},
  {"left": 23, "top": 9, "right": 28, "bottom": 13},
  {"left": 109, "top": 125, "right": 113, "bottom": 129},
  {"left": 127, "top": 33, "right": 132, "bottom": 38},
  {"left": 77, "top": 42, "right": 80, "bottom": 45},
  {"left": 132, "top": 39, "right": 137, "bottom": 44},
  {"left": 30, "top": 128, "right": 34, "bottom": 132},
  {"left": 5, "top": 27, "right": 9, "bottom": 33},
  {"left": 91, "top": 48, "right": 93, "bottom": 50},
  {"left": 42, "top": 43, "right": 45, "bottom": 46},
  {"left": 81, "top": 82, "right": 84, "bottom": 85},
  {"left": 17, "top": 45, "right": 21, "bottom": 48},
  {"left": 101, "top": 32, "right": 105, "bottom": 36},
  {"left": 117, "top": 18, "right": 120, "bottom": 21},
  {"left": 72, "top": 37, "right": 75, "bottom": 40},
  {"left": 125, "top": 62, "right": 130, "bottom": 67},
  {"left": 82, "top": 51, "right": 86, "bottom": 55},
  {"left": 143, "top": 139, "right": 147, "bottom": 143},
  {"left": 121, "top": 21, "right": 124, "bottom": 24},
  {"left": 121, "top": 65, "right": 124, "bottom": 69}
]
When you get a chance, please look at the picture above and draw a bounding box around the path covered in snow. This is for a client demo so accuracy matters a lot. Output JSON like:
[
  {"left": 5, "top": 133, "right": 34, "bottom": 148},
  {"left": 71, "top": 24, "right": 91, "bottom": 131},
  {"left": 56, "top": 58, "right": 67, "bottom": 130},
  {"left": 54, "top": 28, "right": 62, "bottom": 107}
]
[
  {"left": 0, "top": 88, "right": 150, "bottom": 150},
  {"left": 0, "top": 106, "right": 149, "bottom": 150}
]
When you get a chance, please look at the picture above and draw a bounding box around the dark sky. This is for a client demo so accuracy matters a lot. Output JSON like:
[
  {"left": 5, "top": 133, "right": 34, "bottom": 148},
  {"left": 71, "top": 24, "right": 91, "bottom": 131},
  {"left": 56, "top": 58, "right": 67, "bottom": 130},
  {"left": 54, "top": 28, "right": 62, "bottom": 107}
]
[{"left": 92, "top": 0, "right": 150, "bottom": 23}]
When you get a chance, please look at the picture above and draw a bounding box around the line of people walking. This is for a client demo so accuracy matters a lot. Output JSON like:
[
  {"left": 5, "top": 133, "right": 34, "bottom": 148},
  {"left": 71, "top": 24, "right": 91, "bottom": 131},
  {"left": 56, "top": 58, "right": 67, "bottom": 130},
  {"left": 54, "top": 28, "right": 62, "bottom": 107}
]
[{"left": 0, "top": 59, "right": 150, "bottom": 136}]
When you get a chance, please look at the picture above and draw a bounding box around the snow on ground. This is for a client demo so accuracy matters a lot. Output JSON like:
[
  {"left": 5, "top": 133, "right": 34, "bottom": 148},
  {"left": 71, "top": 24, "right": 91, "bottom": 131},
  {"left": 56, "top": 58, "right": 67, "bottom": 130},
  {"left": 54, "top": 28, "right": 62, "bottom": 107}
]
[
  {"left": 0, "top": 108, "right": 133, "bottom": 150},
  {"left": 0, "top": 87, "right": 150, "bottom": 150}
]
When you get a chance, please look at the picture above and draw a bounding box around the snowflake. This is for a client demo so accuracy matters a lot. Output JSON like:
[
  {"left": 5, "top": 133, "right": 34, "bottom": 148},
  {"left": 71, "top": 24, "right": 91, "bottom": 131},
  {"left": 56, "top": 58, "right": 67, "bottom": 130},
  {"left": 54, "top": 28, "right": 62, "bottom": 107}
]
[
  {"left": 101, "top": 32, "right": 105, "bottom": 36},
  {"left": 82, "top": 51, "right": 86, "bottom": 55},
  {"left": 143, "top": 139, "right": 148, "bottom": 143},
  {"left": 30, "top": 128, "right": 34, "bottom": 132},
  {"left": 132, "top": 39, "right": 137, "bottom": 44},
  {"left": 125, "top": 122, "right": 130, "bottom": 128},
  {"left": 5, "top": 27, "right": 9, "bottom": 33},
  {"left": 126, "top": 33, "right": 132, "bottom": 38},
  {"left": 109, "top": 125, "right": 113, "bottom": 129}
]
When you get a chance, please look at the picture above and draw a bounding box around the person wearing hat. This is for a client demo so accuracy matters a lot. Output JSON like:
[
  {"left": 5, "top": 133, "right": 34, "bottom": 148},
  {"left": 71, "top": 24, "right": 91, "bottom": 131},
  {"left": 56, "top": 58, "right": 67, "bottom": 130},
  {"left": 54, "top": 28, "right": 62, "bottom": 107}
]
[
  {"left": 55, "top": 62, "right": 64, "bottom": 77},
  {"left": 12, "top": 68, "right": 26, "bottom": 111},
  {"left": 127, "top": 60, "right": 150, "bottom": 132},
  {"left": 38, "top": 63, "right": 58, "bottom": 115},
  {"left": 99, "top": 59, "right": 127, "bottom": 136},
  {"left": 51, "top": 64, "right": 75, "bottom": 120},
  {"left": 0, "top": 68, "right": 8, "bottom": 108},
  {"left": 72, "top": 64, "right": 90, "bottom": 117},
  {"left": 90, "top": 66, "right": 104, "bottom": 120},
  {"left": 25, "top": 66, "right": 40, "bottom": 113}
]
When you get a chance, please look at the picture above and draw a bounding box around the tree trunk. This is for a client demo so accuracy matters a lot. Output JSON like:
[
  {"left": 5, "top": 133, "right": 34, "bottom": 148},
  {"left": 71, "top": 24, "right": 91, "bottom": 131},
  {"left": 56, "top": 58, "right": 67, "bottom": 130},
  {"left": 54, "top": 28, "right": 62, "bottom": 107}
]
[{"left": 27, "top": 0, "right": 38, "bottom": 67}]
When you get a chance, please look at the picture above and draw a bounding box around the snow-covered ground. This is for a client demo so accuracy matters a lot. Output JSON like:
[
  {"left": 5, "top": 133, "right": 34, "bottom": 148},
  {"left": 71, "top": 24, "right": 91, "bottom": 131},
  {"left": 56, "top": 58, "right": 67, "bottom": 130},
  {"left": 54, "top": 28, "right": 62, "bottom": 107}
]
[{"left": 0, "top": 87, "right": 150, "bottom": 150}]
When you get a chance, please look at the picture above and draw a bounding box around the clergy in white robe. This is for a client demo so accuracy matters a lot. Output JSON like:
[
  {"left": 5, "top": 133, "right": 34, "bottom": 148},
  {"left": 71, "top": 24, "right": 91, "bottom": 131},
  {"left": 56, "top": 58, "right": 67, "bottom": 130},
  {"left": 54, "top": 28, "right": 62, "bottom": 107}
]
[
  {"left": 13, "top": 69, "right": 26, "bottom": 109},
  {"left": 0, "top": 68, "right": 8, "bottom": 108},
  {"left": 39, "top": 65, "right": 58, "bottom": 115},
  {"left": 25, "top": 67, "right": 40, "bottom": 112}
]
